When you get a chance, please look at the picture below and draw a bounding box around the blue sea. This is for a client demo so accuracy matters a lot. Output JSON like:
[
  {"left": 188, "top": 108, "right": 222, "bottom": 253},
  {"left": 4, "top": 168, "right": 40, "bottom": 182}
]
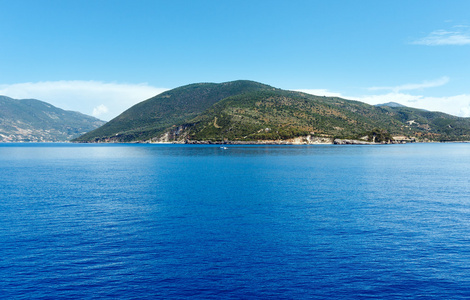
[{"left": 1, "top": 143, "right": 470, "bottom": 299}]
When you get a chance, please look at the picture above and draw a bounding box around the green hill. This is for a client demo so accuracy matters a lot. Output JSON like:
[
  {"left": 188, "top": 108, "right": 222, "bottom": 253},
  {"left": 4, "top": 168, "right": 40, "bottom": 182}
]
[
  {"left": 73, "top": 80, "right": 470, "bottom": 143},
  {"left": 0, "top": 96, "right": 105, "bottom": 142},
  {"left": 75, "top": 80, "right": 273, "bottom": 142}
]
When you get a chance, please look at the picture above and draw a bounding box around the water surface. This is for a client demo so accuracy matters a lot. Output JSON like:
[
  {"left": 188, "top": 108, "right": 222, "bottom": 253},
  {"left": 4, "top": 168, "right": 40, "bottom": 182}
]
[{"left": 1, "top": 143, "right": 469, "bottom": 299}]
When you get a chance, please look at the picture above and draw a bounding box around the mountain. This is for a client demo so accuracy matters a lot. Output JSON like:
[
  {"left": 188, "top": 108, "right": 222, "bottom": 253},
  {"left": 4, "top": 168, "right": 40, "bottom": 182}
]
[
  {"left": 75, "top": 80, "right": 273, "bottom": 142},
  {"left": 376, "top": 102, "right": 407, "bottom": 108},
  {"left": 0, "top": 96, "right": 106, "bottom": 142},
  {"left": 73, "top": 80, "right": 470, "bottom": 143}
]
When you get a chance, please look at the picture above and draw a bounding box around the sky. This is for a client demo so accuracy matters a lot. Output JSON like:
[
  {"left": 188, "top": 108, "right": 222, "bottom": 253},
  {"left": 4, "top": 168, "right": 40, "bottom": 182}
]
[{"left": 1, "top": 0, "right": 469, "bottom": 121}]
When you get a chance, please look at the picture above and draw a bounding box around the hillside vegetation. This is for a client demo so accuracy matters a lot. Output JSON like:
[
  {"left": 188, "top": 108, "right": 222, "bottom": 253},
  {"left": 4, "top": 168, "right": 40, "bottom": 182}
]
[
  {"left": 73, "top": 80, "right": 470, "bottom": 143},
  {"left": 75, "top": 81, "right": 273, "bottom": 142},
  {"left": 0, "top": 96, "right": 105, "bottom": 142}
]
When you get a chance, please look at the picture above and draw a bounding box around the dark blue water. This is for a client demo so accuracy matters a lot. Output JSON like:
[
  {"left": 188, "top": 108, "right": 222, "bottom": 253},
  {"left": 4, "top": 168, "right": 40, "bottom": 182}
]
[{"left": 1, "top": 143, "right": 470, "bottom": 299}]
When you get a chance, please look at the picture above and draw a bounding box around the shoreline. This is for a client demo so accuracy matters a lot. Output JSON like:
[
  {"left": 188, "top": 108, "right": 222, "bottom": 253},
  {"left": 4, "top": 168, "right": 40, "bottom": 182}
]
[{"left": 3, "top": 140, "right": 470, "bottom": 145}]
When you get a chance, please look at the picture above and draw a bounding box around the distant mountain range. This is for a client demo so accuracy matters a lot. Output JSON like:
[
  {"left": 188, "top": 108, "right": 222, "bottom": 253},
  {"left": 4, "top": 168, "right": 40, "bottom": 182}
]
[
  {"left": 0, "top": 96, "right": 105, "bottom": 142},
  {"left": 73, "top": 80, "right": 470, "bottom": 143},
  {"left": 375, "top": 102, "right": 407, "bottom": 108}
]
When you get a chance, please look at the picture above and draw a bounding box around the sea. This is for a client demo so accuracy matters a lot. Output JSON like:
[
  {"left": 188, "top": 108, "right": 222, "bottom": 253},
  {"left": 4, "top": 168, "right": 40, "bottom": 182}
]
[{"left": 1, "top": 143, "right": 469, "bottom": 299}]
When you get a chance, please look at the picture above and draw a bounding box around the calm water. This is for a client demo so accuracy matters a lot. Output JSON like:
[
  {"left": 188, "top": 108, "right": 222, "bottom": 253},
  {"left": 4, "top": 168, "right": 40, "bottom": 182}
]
[{"left": 1, "top": 143, "right": 470, "bottom": 299}]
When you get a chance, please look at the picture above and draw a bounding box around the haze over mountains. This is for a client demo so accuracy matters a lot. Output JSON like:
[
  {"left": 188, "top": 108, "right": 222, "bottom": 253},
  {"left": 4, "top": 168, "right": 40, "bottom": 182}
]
[
  {"left": 74, "top": 80, "right": 470, "bottom": 143},
  {"left": 0, "top": 96, "right": 105, "bottom": 142}
]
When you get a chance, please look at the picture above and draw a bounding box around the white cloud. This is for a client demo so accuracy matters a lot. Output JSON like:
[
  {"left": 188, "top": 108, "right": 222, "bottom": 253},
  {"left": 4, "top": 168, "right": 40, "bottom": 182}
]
[
  {"left": 358, "top": 92, "right": 470, "bottom": 117},
  {"left": 358, "top": 76, "right": 470, "bottom": 117},
  {"left": 0, "top": 81, "right": 168, "bottom": 121},
  {"left": 358, "top": 92, "right": 423, "bottom": 105},
  {"left": 92, "top": 104, "right": 109, "bottom": 117},
  {"left": 296, "top": 78, "right": 470, "bottom": 118},
  {"left": 368, "top": 77, "right": 450, "bottom": 93},
  {"left": 413, "top": 28, "right": 470, "bottom": 46}
]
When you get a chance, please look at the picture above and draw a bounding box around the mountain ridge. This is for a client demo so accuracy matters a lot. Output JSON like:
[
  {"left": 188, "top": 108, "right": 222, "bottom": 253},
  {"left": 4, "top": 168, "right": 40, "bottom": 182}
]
[
  {"left": 376, "top": 102, "right": 407, "bottom": 108},
  {"left": 73, "top": 80, "right": 470, "bottom": 143},
  {"left": 76, "top": 80, "right": 274, "bottom": 142},
  {"left": 0, "top": 96, "right": 105, "bottom": 142}
]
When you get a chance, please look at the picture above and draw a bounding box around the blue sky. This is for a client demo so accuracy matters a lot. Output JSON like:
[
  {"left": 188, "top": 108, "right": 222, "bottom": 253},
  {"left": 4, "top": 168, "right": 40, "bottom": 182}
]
[{"left": 1, "top": 0, "right": 469, "bottom": 120}]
